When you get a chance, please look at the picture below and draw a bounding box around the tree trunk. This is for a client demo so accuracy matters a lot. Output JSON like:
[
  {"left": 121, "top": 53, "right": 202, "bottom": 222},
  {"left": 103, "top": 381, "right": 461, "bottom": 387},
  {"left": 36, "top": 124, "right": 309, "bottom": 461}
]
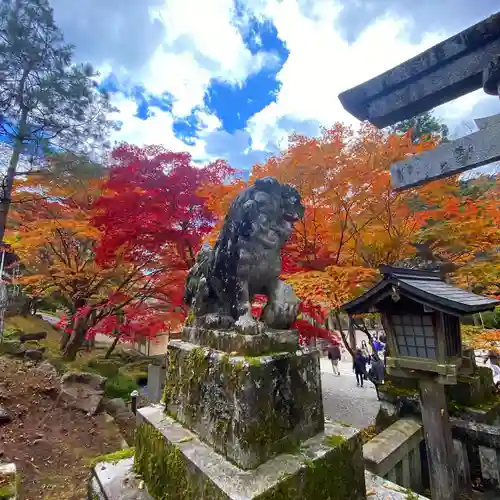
[
  {"left": 104, "top": 335, "right": 121, "bottom": 359},
  {"left": 63, "top": 314, "right": 88, "bottom": 361},
  {"left": 348, "top": 316, "right": 356, "bottom": 353},
  {"left": 0, "top": 71, "right": 29, "bottom": 243},
  {"left": 59, "top": 330, "right": 71, "bottom": 350},
  {"left": 20, "top": 298, "right": 31, "bottom": 317},
  {"left": 86, "top": 335, "right": 95, "bottom": 352},
  {"left": 351, "top": 316, "right": 381, "bottom": 362},
  {"left": 334, "top": 311, "right": 354, "bottom": 358}
]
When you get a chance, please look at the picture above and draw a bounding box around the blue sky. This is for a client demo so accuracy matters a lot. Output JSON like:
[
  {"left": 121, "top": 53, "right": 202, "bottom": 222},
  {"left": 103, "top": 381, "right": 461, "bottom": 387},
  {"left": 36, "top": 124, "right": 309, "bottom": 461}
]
[{"left": 45, "top": 0, "right": 500, "bottom": 173}]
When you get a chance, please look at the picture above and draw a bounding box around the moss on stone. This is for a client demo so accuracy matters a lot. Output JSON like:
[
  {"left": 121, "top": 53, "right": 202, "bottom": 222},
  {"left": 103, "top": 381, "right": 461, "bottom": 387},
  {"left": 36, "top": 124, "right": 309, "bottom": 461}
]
[
  {"left": 0, "top": 484, "right": 15, "bottom": 500},
  {"left": 240, "top": 407, "right": 297, "bottom": 459},
  {"left": 245, "top": 356, "right": 262, "bottom": 367},
  {"left": 162, "top": 341, "right": 324, "bottom": 470},
  {"left": 134, "top": 423, "right": 226, "bottom": 500},
  {"left": 404, "top": 488, "right": 420, "bottom": 500},
  {"left": 163, "top": 346, "right": 210, "bottom": 412},
  {"left": 324, "top": 435, "right": 345, "bottom": 447},
  {"left": 88, "top": 447, "right": 135, "bottom": 468},
  {"left": 379, "top": 381, "right": 418, "bottom": 398},
  {"left": 255, "top": 434, "right": 364, "bottom": 500},
  {"left": 449, "top": 393, "right": 500, "bottom": 415},
  {"left": 162, "top": 348, "right": 180, "bottom": 406},
  {"left": 184, "top": 310, "right": 195, "bottom": 326},
  {"left": 0, "top": 467, "right": 18, "bottom": 500}
]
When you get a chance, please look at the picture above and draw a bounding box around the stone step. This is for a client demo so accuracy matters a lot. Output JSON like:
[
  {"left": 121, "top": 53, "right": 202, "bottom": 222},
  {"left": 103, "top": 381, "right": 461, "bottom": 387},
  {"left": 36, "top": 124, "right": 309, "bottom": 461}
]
[
  {"left": 134, "top": 405, "right": 366, "bottom": 499},
  {"left": 89, "top": 457, "right": 427, "bottom": 499}
]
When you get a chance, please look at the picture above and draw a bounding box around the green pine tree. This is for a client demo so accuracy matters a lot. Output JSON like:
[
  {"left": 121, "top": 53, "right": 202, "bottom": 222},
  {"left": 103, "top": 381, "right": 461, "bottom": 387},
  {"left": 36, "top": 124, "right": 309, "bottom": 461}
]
[
  {"left": 0, "top": 0, "right": 118, "bottom": 241},
  {"left": 389, "top": 111, "right": 449, "bottom": 144}
]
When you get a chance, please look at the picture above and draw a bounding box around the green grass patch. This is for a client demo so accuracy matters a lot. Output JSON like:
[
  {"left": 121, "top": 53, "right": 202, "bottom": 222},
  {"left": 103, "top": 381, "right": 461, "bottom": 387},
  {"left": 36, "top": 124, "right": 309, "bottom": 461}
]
[
  {"left": 324, "top": 435, "right": 345, "bottom": 447},
  {"left": 85, "top": 358, "right": 121, "bottom": 378},
  {"left": 104, "top": 373, "right": 139, "bottom": 401},
  {"left": 5, "top": 315, "right": 61, "bottom": 356},
  {"left": 87, "top": 447, "right": 135, "bottom": 468}
]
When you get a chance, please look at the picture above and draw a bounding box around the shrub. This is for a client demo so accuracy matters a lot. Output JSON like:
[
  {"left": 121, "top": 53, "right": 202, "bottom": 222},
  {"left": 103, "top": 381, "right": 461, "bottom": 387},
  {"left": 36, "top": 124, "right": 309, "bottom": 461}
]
[
  {"left": 104, "top": 373, "right": 139, "bottom": 401},
  {"left": 85, "top": 358, "right": 121, "bottom": 378},
  {"left": 482, "top": 308, "right": 500, "bottom": 329}
]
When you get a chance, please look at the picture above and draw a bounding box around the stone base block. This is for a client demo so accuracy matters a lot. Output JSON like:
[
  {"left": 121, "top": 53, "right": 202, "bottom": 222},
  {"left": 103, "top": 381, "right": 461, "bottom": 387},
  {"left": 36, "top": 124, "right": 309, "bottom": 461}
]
[
  {"left": 134, "top": 405, "right": 366, "bottom": 500},
  {"left": 448, "top": 367, "right": 493, "bottom": 407},
  {"left": 164, "top": 340, "right": 324, "bottom": 469},
  {"left": 182, "top": 326, "right": 298, "bottom": 356},
  {"left": 89, "top": 458, "right": 428, "bottom": 500}
]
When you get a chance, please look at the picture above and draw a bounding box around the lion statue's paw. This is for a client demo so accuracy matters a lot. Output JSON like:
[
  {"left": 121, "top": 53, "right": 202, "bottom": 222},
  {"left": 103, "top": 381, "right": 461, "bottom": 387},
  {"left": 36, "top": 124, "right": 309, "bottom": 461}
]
[{"left": 235, "top": 313, "right": 263, "bottom": 335}]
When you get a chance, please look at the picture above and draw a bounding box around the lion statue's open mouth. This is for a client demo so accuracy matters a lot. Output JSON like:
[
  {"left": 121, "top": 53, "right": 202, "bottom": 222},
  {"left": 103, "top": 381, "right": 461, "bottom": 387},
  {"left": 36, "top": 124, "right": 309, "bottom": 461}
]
[{"left": 184, "top": 176, "right": 305, "bottom": 334}]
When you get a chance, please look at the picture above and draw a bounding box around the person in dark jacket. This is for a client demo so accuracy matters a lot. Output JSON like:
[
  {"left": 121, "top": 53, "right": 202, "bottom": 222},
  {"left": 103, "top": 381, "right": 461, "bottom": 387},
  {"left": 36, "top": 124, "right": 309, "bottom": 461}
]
[
  {"left": 368, "top": 357, "right": 385, "bottom": 400},
  {"left": 353, "top": 349, "right": 367, "bottom": 387},
  {"left": 327, "top": 342, "right": 342, "bottom": 376}
]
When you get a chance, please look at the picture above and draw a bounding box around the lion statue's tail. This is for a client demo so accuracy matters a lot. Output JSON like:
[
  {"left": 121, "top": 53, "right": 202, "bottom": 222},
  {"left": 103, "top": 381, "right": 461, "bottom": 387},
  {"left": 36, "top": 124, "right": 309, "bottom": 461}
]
[{"left": 184, "top": 243, "right": 213, "bottom": 308}]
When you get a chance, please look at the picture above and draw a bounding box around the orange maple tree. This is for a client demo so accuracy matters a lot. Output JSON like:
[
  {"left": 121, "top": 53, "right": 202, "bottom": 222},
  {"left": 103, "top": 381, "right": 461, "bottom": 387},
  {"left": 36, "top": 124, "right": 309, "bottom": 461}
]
[
  {"left": 416, "top": 173, "right": 500, "bottom": 297},
  {"left": 247, "top": 123, "right": 439, "bottom": 306},
  {"left": 6, "top": 155, "right": 171, "bottom": 359},
  {"left": 206, "top": 122, "right": 498, "bottom": 349}
]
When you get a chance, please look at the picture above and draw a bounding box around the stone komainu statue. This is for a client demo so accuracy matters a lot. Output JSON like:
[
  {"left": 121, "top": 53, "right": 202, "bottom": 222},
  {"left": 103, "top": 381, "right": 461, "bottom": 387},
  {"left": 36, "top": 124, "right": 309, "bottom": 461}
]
[{"left": 184, "top": 177, "right": 305, "bottom": 334}]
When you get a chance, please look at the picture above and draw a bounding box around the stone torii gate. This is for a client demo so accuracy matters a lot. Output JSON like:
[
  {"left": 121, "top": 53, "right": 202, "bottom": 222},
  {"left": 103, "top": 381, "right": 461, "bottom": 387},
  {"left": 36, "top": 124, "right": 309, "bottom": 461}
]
[
  {"left": 338, "top": 11, "right": 500, "bottom": 500},
  {"left": 338, "top": 11, "right": 500, "bottom": 191}
]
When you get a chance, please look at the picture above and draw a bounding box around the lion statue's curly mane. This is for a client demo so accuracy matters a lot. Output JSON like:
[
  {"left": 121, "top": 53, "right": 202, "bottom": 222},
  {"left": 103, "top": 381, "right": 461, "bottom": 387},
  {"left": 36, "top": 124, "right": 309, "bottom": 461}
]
[{"left": 184, "top": 176, "right": 305, "bottom": 334}]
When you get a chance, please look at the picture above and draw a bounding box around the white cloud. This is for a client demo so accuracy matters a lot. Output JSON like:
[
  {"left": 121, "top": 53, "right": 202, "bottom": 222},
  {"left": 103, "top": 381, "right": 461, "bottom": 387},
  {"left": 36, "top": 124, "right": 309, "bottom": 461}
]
[
  {"left": 104, "top": 0, "right": 497, "bottom": 170},
  {"left": 245, "top": 1, "right": 440, "bottom": 148},
  {"left": 145, "top": 51, "right": 212, "bottom": 116},
  {"left": 244, "top": 0, "right": 496, "bottom": 150},
  {"left": 143, "top": 0, "right": 278, "bottom": 117},
  {"left": 108, "top": 94, "right": 220, "bottom": 161}
]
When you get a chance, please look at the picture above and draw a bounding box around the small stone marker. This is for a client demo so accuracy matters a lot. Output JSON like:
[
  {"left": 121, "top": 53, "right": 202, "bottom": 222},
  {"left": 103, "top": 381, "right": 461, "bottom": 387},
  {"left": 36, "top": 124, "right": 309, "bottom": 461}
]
[{"left": 146, "top": 364, "right": 165, "bottom": 403}]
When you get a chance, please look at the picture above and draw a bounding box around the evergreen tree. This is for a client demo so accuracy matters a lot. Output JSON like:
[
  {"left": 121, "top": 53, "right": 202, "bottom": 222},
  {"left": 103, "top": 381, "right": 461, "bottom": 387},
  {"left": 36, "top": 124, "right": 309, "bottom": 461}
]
[
  {"left": 389, "top": 111, "right": 449, "bottom": 144},
  {"left": 0, "top": 0, "right": 117, "bottom": 242}
]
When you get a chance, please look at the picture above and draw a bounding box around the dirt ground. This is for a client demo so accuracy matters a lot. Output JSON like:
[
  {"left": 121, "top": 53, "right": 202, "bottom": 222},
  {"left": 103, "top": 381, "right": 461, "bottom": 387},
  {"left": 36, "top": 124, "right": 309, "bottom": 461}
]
[{"left": 0, "top": 356, "right": 127, "bottom": 499}]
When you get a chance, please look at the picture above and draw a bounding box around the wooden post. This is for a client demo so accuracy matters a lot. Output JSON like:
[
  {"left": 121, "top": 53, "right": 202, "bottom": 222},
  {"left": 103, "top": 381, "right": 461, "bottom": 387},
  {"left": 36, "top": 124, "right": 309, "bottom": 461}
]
[{"left": 418, "top": 377, "right": 460, "bottom": 500}]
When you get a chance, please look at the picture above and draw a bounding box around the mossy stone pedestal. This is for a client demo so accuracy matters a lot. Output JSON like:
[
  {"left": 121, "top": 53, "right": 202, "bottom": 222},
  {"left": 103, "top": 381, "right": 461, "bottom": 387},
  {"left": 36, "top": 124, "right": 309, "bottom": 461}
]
[
  {"left": 135, "top": 405, "right": 365, "bottom": 499},
  {"left": 163, "top": 337, "right": 324, "bottom": 469},
  {"left": 133, "top": 327, "right": 366, "bottom": 499}
]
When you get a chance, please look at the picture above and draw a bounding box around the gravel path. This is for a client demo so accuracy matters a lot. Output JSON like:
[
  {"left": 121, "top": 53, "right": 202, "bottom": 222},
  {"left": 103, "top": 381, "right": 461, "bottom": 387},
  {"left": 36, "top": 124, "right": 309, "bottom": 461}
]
[{"left": 320, "top": 357, "right": 380, "bottom": 430}]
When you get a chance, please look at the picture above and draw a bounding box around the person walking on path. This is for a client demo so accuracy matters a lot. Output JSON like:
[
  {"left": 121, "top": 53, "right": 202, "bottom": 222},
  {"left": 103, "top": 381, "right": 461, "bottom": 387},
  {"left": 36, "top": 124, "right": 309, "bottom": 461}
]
[
  {"left": 369, "top": 357, "right": 385, "bottom": 400},
  {"left": 353, "top": 349, "right": 368, "bottom": 387},
  {"left": 327, "top": 342, "right": 342, "bottom": 376}
]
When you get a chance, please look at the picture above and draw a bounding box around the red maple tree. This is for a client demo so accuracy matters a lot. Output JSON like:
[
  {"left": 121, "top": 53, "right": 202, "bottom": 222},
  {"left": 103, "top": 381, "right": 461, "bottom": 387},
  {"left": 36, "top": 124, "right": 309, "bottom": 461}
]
[{"left": 73, "top": 144, "right": 233, "bottom": 355}]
